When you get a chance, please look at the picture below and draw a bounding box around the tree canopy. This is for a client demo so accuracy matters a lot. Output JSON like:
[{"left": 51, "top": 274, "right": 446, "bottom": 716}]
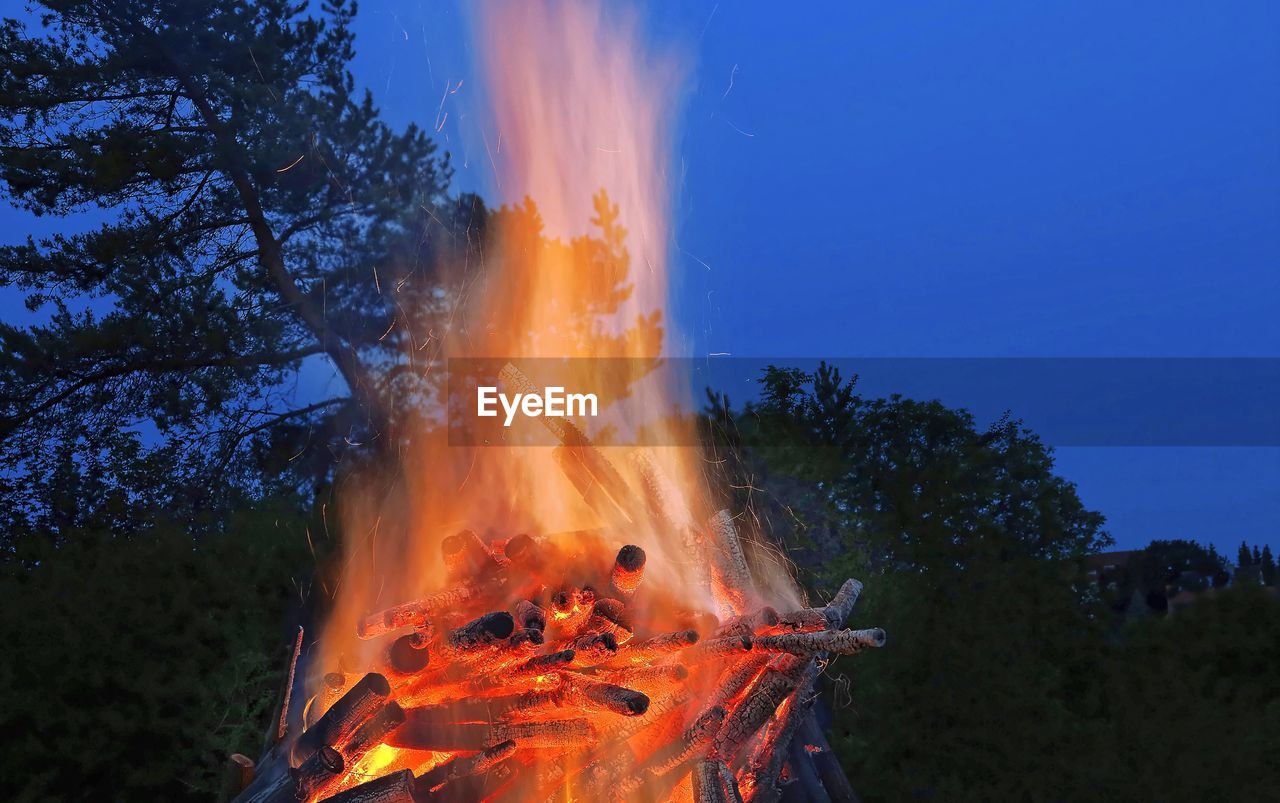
[{"left": 0, "top": 0, "right": 480, "bottom": 541}]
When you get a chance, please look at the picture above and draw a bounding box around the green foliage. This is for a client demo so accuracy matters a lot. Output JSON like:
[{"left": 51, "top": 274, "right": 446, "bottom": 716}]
[
  {"left": 704, "top": 364, "right": 1279, "bottom": 801},
  {"left": 0, "top": 505, "right": 313, "bottom": 801},
  {"left": 1099, "top": 586, "right": 1280, "bottom": 802},
  {"left": 0, "top": 0, "right": 477, "bottom": 538}
]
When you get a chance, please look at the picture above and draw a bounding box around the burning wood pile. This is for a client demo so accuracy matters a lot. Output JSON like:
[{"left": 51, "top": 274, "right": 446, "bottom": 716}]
[
  {"left": 230, "top": 525, "right": 881, "bottom": 800},
  {"left": 227, "top": 371, "right": 883, "bottom": 803}
]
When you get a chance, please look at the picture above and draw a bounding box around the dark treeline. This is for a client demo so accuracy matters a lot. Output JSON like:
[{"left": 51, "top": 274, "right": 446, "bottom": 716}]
[
  {"left": 1, "top": 2, "right": 1278, "bottom": 802},
  {"left": 703, "top": 365, "right": 1280, "bottom": 802}
]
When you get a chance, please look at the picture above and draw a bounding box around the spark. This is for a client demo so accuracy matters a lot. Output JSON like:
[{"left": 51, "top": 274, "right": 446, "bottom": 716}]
[
  {"left": 275, "top": 154, "right": 305, "bottom": 173},
  {"left": 678, "top": 245, "right": 713, "bottom": 271},
  {"left": 721, "top": 63, "right": 739, "bottom": 101},
  {"left": 699, "top": 3, "right": 720, "bottom": 40},
  {"left": 724, "top": 118, "right": 755, "bottom": 137}
]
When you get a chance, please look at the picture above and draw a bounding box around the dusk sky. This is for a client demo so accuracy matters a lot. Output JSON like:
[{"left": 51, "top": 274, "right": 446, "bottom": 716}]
[
  {"left": 3, "top": 1, "right": 1277, "bottom": 553},
  {"left": 302, "top": 0, "right": 1280, "bottom": 555}
]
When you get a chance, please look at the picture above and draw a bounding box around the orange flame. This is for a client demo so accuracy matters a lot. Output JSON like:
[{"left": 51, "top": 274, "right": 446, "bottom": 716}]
[{"left": 311, "top": 3, "right": 804, "bottom": 798}]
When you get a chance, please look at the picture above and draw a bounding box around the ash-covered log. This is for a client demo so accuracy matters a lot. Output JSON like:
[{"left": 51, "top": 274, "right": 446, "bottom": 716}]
[
  {"left": 712, "top": 665, "right": 800, "bottom": 762},
  {"left": 823, "top": 578, "right": 864, "bottom": 630},
  {"left": 753, "top": 628, "right": 886, "bottom": 656},
  {"left": 688, "top": 634, "right": 754, "bottom": 662},
  {"left": 693, "top": 758, "right": 744, "bottom": 803},
  {"left": 774, "top": 607, "right": 829, "bottom": 634},
  {"left": 715, "top": 606, "right": 780, "bottom": 639}
]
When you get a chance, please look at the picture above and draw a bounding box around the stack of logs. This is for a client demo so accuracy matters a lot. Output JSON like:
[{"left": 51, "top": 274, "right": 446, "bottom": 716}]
[
  {"left": 229, "top": 527, "right": 882, "bottom": 803},
  {"left": 228, "top": 366, "right": 884, "bottom": 802}
]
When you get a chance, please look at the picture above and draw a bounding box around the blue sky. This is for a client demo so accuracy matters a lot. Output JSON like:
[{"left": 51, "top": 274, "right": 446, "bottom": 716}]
[
  {"left": 2, "top": 1, "right": 1277, "bottom": 553},
  {"left": 340, "top": 1, "right": 1280, "bottom": 554}
]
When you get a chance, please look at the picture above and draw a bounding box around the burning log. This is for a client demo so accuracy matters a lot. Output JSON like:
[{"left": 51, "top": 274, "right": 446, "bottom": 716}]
[
  {"left": 357, "top": 586, "right": 475, "bottom": 640},
  {"left": 441, "top": 529, "right": 503, "bottom": 581},
  {"left": 292, "top": 673, "right": 392, "bottom": 766},
  {"left": 291, "top": 746, "right": 344, "bottom": 801},
  {"left": 328, "top": 701, "right": 405, "bottom": 784},
  {"left": 385, "top": 633, "right": 431, "bottom": 677},
  {"left": 607, "top": 691, "right": 691, "bottom": 745},
  {"left": 586, "top": 597, "right": 634, "bottom": 642},
  {"left": 714, "top": 607, "right": 779, "bottom": 639},
  {"left": 706, "top": 510, "right": 755, "bottom": 613},
  {"left": 510, "top": 648, "right": 576, "bottom": 677},
  {"left": 514, "top": 599, "right": 547, "bottom": 631},
  {"left": 507, "top": 627, "right": 545, "bottom": 652},
  {"left": 489, "top": 717, "right": 592, "bottom": 748},
  {"left": 440, "top": 611, "right": 515, "bottom": 657},
  {"left": 318, "top": 769, "right": 417, "bottom": 803},
  {"left": 607, "top": 629, "right": 699, "bottom": 665},
  {"left": 566, "top": 632, "right": 619, "bottom": 666},
  {"left": 753, "top": 628, "right": 886, "bottom": 657},
  {"left": 630, "top": 450, "right": 714, "bottom": 605},
  {"left": 693, "top": 758, "right": 744, "bottom": 803},
  {"left": 554, "top": 446, "right": 632, "bottom": 528},
  {"left": 500, "top": 363, "right": 645, "bottom": 525},
  {"left": 745, "top": 660, "right": 819, "bottom": 803},
  {"left": 703, "top": 655, "right": 770, "bottom": 715},
  {"left": 610, "top": 544, "right": 646, "bottom": 597},
  {"left": 823, "top": 578, "right": 864, "bottom": 630},
  {"left": 415, "top": 739, "right": 517, "bottom": 794},
  {"left": 774, "top": 608, "right": 829, "bottom": 634},
  {"left": 549, "top": 585, "right": 595, "bottom": 635},
  {"left": 712, "top": 667, "right": 799, "bottom": 762},
  {"left": 687, "top": 634, "right": 754, "bottom": 663},
  {"left": 387, "top": 720, "right": 491, "bottom": 751},
  {"left": 612, "top": 704, "right": 729, "bottom": 800},
  {"left": 603, "top": 663, "right": 689, "bottom": 690},
  {"left": 561, "top": 673, "right": 650, "bottom": 716}
]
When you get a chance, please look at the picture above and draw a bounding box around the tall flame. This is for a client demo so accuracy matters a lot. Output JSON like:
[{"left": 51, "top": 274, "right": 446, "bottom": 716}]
[{"left": 314, "top": 3, "right": 802, "bottom": 793}]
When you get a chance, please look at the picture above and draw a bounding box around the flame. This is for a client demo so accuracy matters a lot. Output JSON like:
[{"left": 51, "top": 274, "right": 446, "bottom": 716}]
[{"left": 310, "top": 3, "right": 804, "bottom": 799}]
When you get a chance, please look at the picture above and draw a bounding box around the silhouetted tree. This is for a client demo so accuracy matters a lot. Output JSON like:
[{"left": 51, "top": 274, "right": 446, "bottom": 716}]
[
  {"left": 1238, "top": 541, "right": 1254, "bottom": 568},
  {"left": 1263, "top": 545, "right": 1276, "bottom": 586},
  {"left": 702, "top": 363, "right": 1113, "bottom": 800},
  {"left": 0, "top": 0, "right": 478, "bottom": 540}
]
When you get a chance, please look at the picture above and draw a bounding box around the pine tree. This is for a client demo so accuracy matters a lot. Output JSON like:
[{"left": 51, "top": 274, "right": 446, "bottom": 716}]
[
  {"left": 1252, "top": 545, "right": 1263, "bottom": 565},
  {"left": 1238, "top": 541, "right": 1253, "bottom": 568},
  {"left": 1262, "top": 545, "right": 1276, "bottom": 587},
  {"left": 0, "top": 0, "right": 478, "bottom": 535}
]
